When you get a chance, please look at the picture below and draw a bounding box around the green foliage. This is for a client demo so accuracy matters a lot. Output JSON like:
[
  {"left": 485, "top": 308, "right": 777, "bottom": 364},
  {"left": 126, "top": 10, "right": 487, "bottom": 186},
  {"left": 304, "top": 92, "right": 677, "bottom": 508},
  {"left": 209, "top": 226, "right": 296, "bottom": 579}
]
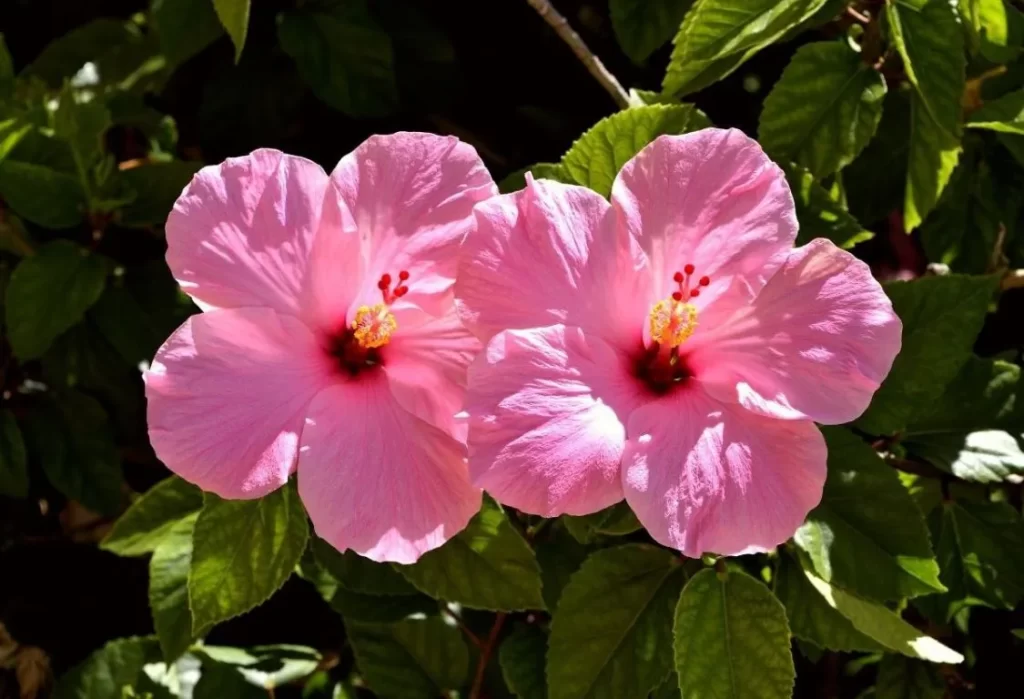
[
  {"left": 102, "top": 476, "right": 203, "bottom": 556},
  {"left": 858, "top": 274, "right": 998, "bottom": 435},
  {"left": 151, "top": 0, "right": 225, "bottom": 67},
  {"left": 213, "top": 0, "right": 251, "bottom": 63},
  {"left": 397, "top": 497, "right": 545, "bottom": 611},
  {"left": 760, "top": 41, "right": 885, "bottom": 178},
  {"left": 277, "top": 0, "right": 399, "bottom": 118},
  {"left": 559, "top": 103, "right": 710, "bottom": 197},
  {"left": 188, "top": 483, "right": 309, "bottom": 634},
  {"left": 348, "top": 617, "right": 470, "bottom": 699},
  {"left": 663, "top": 0, "right": 831, "bottom": 97},
  {"left": 794, "top": 427, "right": 944, "bottom": 602},
  {"left": 674, "top": 568, "right": 795, "bottom": 699},
  {"left": 501, "top": 624, "right": 548, "bottom": 699},
  {"left": 0, "top": 409, "right": 27, "bottom": 497},
  {"left": 610, "top": 0, "right": 695, "bottom": 64},
  {"left": 148, "top": 514, "right": 197, "bottom": 661},
  {"left": 547, "top": 544, "right": 684, "bottom": 699}
]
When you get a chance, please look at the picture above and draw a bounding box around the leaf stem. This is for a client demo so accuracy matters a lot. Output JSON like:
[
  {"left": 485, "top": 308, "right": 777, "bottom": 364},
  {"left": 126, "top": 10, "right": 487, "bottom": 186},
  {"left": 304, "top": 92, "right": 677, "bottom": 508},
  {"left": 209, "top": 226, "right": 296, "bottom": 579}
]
[
  {"left": 468, "top": 612, "right": 507, "bottom": 699},
  {"left": 442, "top": 607, "right": 483, "bottom": 649},
  {"left": 523, "top": 0, "right": 638, "bottom": 109}
]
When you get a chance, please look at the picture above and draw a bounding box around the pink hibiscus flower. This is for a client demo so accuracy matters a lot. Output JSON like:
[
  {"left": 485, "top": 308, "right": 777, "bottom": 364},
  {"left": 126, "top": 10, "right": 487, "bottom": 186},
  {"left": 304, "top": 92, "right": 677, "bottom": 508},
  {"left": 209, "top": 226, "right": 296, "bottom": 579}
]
[
  {"left": 145, "top": 133, "right": 497, "bottom": 563},
  {"left": 457, "top": 128, "right": 902, "bottom": 557}
]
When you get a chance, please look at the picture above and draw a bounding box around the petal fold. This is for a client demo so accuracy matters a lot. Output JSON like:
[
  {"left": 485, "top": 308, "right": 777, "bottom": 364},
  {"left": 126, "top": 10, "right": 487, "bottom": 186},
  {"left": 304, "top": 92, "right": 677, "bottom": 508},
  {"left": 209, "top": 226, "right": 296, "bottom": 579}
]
[
  {"left": 611, "top": 128, "right": 797, "bottom": 310},
  {"left": 146, "top": 308, "right": 332, "bottom": 498},
  {"left": 623, "top": 385, "right": 826, "bottom": 558},
  {"left": 306, "top": 132, "right": 497, "bottom": 331},
  {"left": 689, "top": 239, "right": 902, "bottom": 424},
  {"left": 457, "top": 176, "right": 649, "bottom": 349},
  {"left": 466, "top": 325, "right": 644, "bottom": 517},
  {"left": 298, "top": 378, "right": 481, "bottom": 564},
  {"left": 166, "top": 149, "right": 327, "bottom": 315}
]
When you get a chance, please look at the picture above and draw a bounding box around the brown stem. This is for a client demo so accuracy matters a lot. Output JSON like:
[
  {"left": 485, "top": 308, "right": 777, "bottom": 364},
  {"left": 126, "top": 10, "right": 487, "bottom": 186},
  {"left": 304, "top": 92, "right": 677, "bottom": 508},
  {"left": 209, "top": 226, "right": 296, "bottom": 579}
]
[
  {"left": 845, "top": 6, "right": 870, "bottom": 24},
  {"left": 469, "top": 613, "right": 507, "bottom": 699},
  {"left": 524, "top": 0, "right": 636, "bottom": 109},
  {"left": 443, "top": 607, "right": 483, "bottom": 649}
]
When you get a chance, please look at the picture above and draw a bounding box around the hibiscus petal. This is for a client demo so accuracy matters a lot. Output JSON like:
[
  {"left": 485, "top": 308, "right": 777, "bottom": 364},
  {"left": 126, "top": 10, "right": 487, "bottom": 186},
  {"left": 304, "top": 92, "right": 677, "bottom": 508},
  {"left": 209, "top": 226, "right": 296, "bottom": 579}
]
[
  {"left": 298, "top": 378, "right": 481, "bottom": 564},
  {"left": 166, "top": 149, "right": 327, "bottom": 315},
  {"left": 384, "top": 303, "right": 481, "bottom": 440},
  {"left": 146, "top": 308, "right": 333, "bottom": 498},
  {"left": 305, "top": 132, "right": 496, "bottom": 331},
  {"left": 623, "top": 385, "right": 826, "bottom": 558},
  {"left": 457, "top": 176, "right": 650, "bottom": 349},
  {"left": 689, "top": 239, "right": 902, "bottom": 425},
  {"left": 611, "top": 128, "right": 797, "bottom": 310},
  {"left": 465, "top": 325, "right": 644, "bottom": 517}
]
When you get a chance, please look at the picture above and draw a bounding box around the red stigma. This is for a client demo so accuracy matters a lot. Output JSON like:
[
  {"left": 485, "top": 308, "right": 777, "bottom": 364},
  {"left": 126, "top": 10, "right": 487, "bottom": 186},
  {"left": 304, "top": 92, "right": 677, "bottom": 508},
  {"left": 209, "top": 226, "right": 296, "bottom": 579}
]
[
  {"left": 690, "top": 289, "right": 700, "bottom": 298},
  {"left": 699, "top": 276, "right": 710, "bottom": 287},
  {"left": 683, "top": 263, "right": 695, "bottom": 275},
  {"left": 380, "top": 273, "right": 392, "bottom": 286},
  {"left": 394, "top": 286, "right": 408, "bottom": 298},
  {"left": 377, "top": 279, "right": 388, "bottom": 291},
  {"left": 377, "top": 270, "right": 411, "bottom": 303},
  {"left": 673, "top": 271, "right": 684, "bottom": 283},
  {"left": 672, "top": 291, "right": 683, "bottom": 301},
  {"left": 398, "top": 270, "right": 410, "bottom": 281}
]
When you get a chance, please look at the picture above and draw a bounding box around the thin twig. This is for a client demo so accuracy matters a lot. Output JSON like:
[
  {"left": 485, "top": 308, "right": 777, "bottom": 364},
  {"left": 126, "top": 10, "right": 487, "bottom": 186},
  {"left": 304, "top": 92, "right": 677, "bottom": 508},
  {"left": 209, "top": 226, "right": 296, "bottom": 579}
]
[
  {"left": 443, "top": 607, "right": 483, "bottom": 649},
  {"left": 845, "top": 6, "right": 871, "bottom": 24},
  {"left": 469, "top": 613, "right": 507, "bottom": 699},
  {"left": 524, "top": 0, "right": 637, "bottom": 109}
]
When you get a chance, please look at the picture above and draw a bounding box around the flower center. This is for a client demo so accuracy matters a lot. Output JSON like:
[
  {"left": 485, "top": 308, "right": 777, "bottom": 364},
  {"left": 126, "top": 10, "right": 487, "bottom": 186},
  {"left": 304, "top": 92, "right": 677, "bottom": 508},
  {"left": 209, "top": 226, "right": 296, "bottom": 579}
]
[
  {"left": 327, "top": 270, "right": 410, "bottom": 376},
  {"left": 647, "top": 264, "right": 710, "bottom": 348},
  {"left": 635, "top": 265, "right": 710, "bottom": 394},
  {"left": 351, "top": 270, "right": 410, "bottom": 349}
]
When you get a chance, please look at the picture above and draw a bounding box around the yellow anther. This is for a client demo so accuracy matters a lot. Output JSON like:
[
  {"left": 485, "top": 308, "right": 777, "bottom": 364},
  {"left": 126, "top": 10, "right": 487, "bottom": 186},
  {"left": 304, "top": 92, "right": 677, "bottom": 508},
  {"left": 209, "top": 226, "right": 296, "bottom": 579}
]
[
  {"left": 352, "top": 304, "right": 397, "bottom": 349},
  {"left": 648, "top": 299, "right": 698, "bottom": 348}
]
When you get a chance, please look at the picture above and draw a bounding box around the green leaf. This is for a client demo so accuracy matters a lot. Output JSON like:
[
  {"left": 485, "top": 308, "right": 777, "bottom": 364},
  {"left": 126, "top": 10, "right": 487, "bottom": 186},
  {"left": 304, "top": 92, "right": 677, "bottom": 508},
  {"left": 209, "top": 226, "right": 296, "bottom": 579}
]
[
  {"left": 563, "top": 501, "right": 642, "bottom": 543},
  {"left": 905, "top": 356, "right": 1024, "bottom": 483},
  {"left": 213, "top": 0, "right": 251, "bottom": 62},
  {"left": 674, "top": 568, "right": 794, "bottom": 699},
  {"left": 0, "top": 159, "right": 86, "bottom": 228},
  {"left": 0, "top": 33, "right": 13, "bottom": 98},
  {"left": 760, "top": 41, "right": 885, "bottom": 178},
  {"left": 794, "top": 427, "right": 944, "bottom": 602},
  {"left": 800, "top": 568, "right": 963, "bottom": 663},
  {"left": 397, "top": 497, "right": 544, "bottom": 611},
  {"left": 102, "top": 477, "right": 203, "bottom": 556},
  {"left": 959, "top": 0, "right": 1023, "bottom": 63},
  {"left": 152, "top": 0, "right": 225, "bottom": 67},
  {"left": 844, "top": 90, "right": 911, "bottom": 226},
  {"left": 535, "top": 524, "right": 588, "bottom": 612},
  {"left": 662, "top": 0, "right": 829, "bottom": 97},
  {"left": 5, "top": 241, "right": 109, "bottom": 359},
  {"left": 188, "top": 482, "right": 309, "bottom": 634},
  {"left": 887, "top": 0, "right": 966, "bottom": 231},
  {"left": 548, "top": 544, "right": 684, "bottom": 699},
  {"left": 560, "top": 104, "right": 711, "bottom": 198},
  {"left": 54, "top": 87, "right": 112, "bottom": 167},
  {"left": 857, "top": 274, "right": 998, "bottom": 435},
  {"left": 775, "top": 554, "right": 884, "bottom": 652},
  {"left": 54, "top": 636, "right": 164, "bottom": 699},
  {"left": 968, "top": 88, "right": 1024, "bottom": 134},
  {"left": 277, "top": 0, "right": 399, "bottom": 118},
  {"left": 501, "top": 624, "right": 548, "bottom": 699},
  {"left": 117, "top": 161, "right": 201, "bottom": 227},
  {"left": 926, "top": 500, "right": 1024, "bottom": 618},
  {"left": 0, "top": 409, "right": 28, "bottom": 498},
  {"left": 311, "top": 536, "right": 417, "bottom": 596},
  {"left": 610, "top": 0, "right": 695, "bottom": 63},
  {"left": 27, "top": 19, "right": 137, "bottom": 87},
  {"left": 0, "top": 119, "right": 32, "bottom": 164},
  {"left": 148, "top": 514, "right": 198, "bottom": 661},
  {"left": 193, "top": 661, "right": 265, "bottom": 699},
  {"left": 784, "top": 163, "right": 874, "bottom": 248},
  {"left": 875, "top": 654, "right": 946, "bottom": 699},
  {"left": 917, "top": 143, "right": 1002, "bottom": 273},
  {"left": 89, "top": 284, "right": 166, "bottom": 366},
  {"left": 651, "top": 674, "right": 681, "bottom": 699},
  {"left": 348, "top": 617, "right": 470, "bottom": 699},
  {"left": 330, "top": 587, "right": 436, "bottom": 623},
  {"left": 31, "top": 391, "right": 124, "bottom": 515}
]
